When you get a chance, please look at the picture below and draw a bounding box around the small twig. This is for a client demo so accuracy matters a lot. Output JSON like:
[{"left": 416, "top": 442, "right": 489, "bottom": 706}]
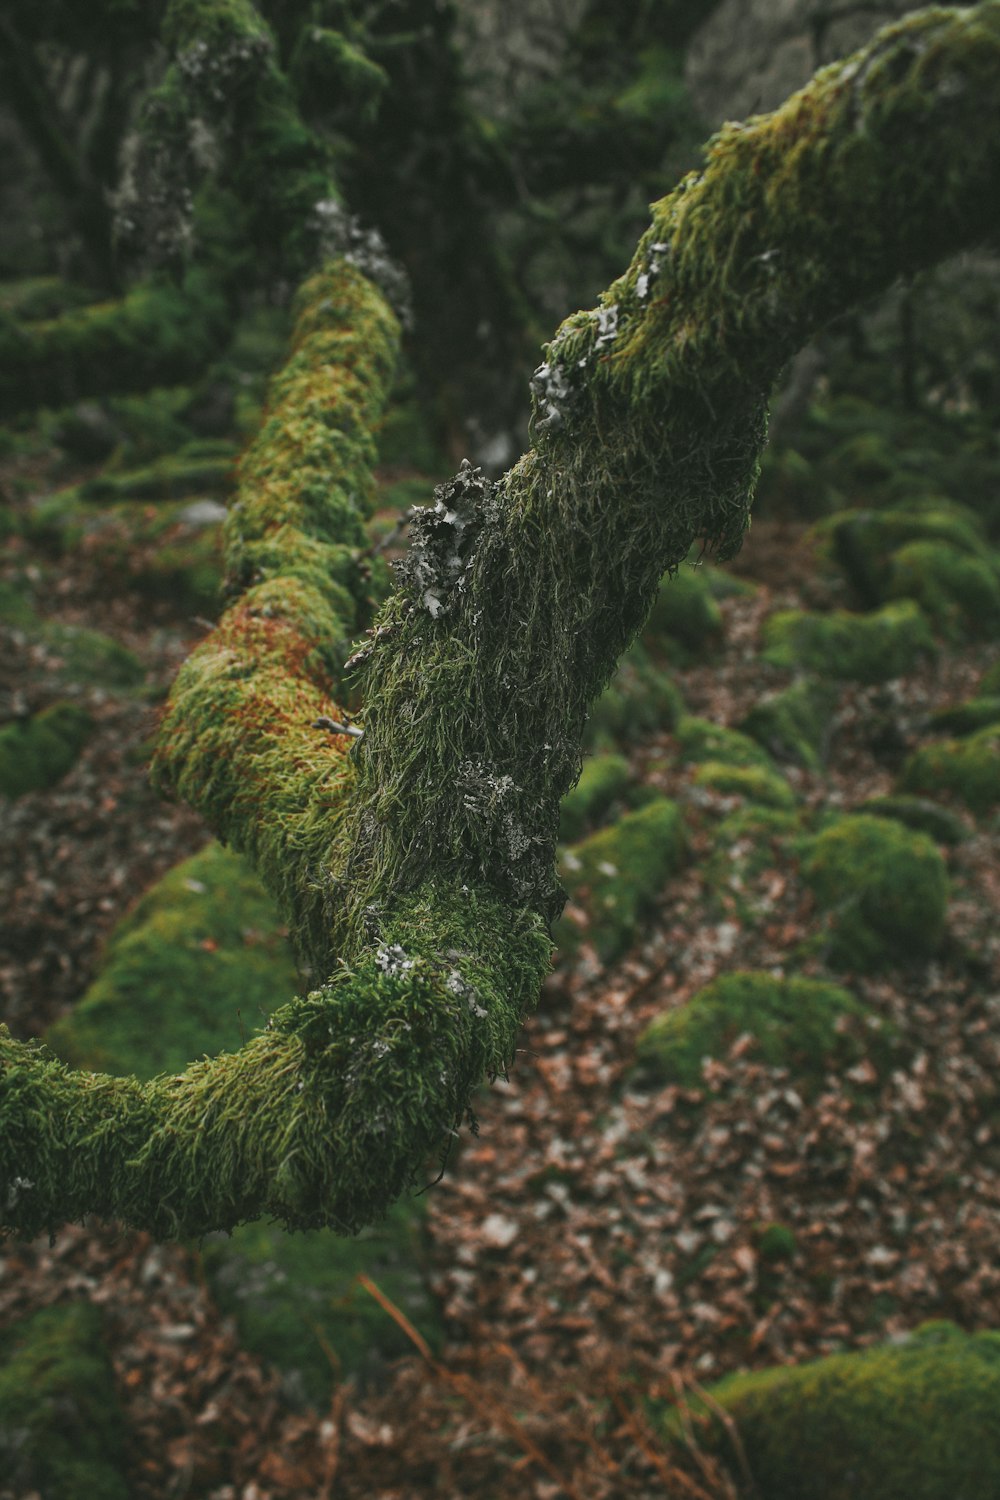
[{"left": 313, "top": 715, "right": 364, "bottom": 739}]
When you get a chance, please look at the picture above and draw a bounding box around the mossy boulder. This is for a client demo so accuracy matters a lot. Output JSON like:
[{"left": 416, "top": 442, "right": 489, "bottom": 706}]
[
  {"left": 801, "top": 814, "right": 949, "bottom": 970},
  {"left": 675, "top": 715, "right": 775, "bottom": 770},
  {"left": 899, "top": 724, "right": 1000, "bottom": 815},
  {"left": 556, "top": 797, "right": 686, "bottom": 963},
  {"left": 692, "top": 760, "right": 796, "bottom": 809},
  {"left": 886, "top": 540, "right": 1000, "bottom": 641},
  {"left": 633, "top": 970, "right": 893, "bottom": 1095},
  {"left": 43, "top": 623, "right": 145, "bottom": 688},
  {"left": 0, "top": 700, "right": 93, "bottom": 798},
  {"left": 929, "top": 697, "right": 1000, "bottom": 736},
  {"left": 559, "top": 752, "right": 633, "bottom": 843},
  {"left": 0, "top": 1302, "right": 128, "bottom": 1500},
  {"left": 584, "top": 640, "right": 683, "bottom": 750},
  {"left": 643, "top": 566, "right": 725, "bottom": 659},
  {"left": 45, "top": 841, "right": 300, "bottom": 1078},
  {"left": 762, "top": 601, "right": 935, "bottom": 683},
  {"left": 820, "top": 500, "right": 993, "bottom": 609},
  {"left": 858, "top": 794, "right": 969, "bottom": 846},
  {"left": 740, "top": 677, "right": 839, "bottom": 770},
  {"left": 679, "top": 1322, "right": 1000, "bottom": 1500}
]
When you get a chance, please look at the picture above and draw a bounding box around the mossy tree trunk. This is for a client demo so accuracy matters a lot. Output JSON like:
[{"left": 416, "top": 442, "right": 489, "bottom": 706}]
[{"left": 3, "top": 2, "right": 1000, "bottom": 1241}]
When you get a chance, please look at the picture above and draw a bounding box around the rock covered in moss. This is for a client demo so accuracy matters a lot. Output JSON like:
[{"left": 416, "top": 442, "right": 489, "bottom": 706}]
[
  {"left": 584, "top": 639, "right": 684, "bottom": 750},
  {"left": 929, "top": 696, "right": 1000, "bottom": 736},
  {"left": 820, "top": 499, "right": 994, "bottom": 609},
  {"left": 762, "top": 601, "right": 935, "bottom": 682},
  {"left": 556, "top": 798, "right": 686, "bottom": 963},
  {"left": 643, "top": 566, "right": 725, "bottom": 659},
  {"left": 675, "top": 715, "right": 775, "bottom": 770},
  {"left": 45, "top": 842, "right": 299, "bottom": 1077},
  {"left": 0, "top": 1302, "right": 128, "bottom": 1500},
  {"left": 633, "top": 970, "right": 893, "bottom": 1094},
  {"left": 801, "top": 814, "right": 948, "bottom": 970},
  {"left": 0, "top": 700, "right": 93, "bottom": 799},
  {"left": 858, "top": 794, "right": 969, "bottom": 846},
  {"left": 692, "top": 759, "right": 796, "bottom": 809},
  {"left": 899, "top": 724, "right": 1000, "bottom": 815},
  {"left": 886, "top": 539, "right": 1000, "bottom": 642},
  {"left": 678, "top": 1322, "right": 1000, "bottom": 1500},
  {"left": 740, "top": 677, "right": 839, "bottom": 769},
  {"left": 558, "top": 752, "right": 633, "bottom": 843}
]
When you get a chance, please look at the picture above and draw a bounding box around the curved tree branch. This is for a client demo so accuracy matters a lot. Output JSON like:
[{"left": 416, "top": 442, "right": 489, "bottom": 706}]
[{"left": 3, "top": 2, "right": 1000, "bottom": 1241}]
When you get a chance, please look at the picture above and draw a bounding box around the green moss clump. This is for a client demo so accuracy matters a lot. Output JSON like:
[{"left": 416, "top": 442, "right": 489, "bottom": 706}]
[
  {"left": 0, "top": 1302, "right": 128, "bottom": 1500},
  {"left": 762, "top": 601, "right": 935, "bottom": 682},
  {"left": 643, "top": 566, "right": 725, "bottom": 659},
  {"left": 886, "top": 540, "right": 1000, "bottom": 642},
  {"left": 556, "top": 798, "right": 686, "bottom": 963},
  {"left": 584, "top": 640, "right": 684, "bottom": 750},
  {"left": 820, "top": 500, "right": 993, "bottom": 608},
  {"left": 43, "top": 624, "right": 145, "bottom": 688},
  {"left": 858, "top": 795, "right": 969, "bottom": 846},
  {"left": 45, "top": 842, "right": 298, "bottom": 1079},
  {"left": 740, "top": 677, "right": 839, "bottom": 770},
  {"left": 899, "top": 725, "right": 1000, "bottom": 815},
  {"left": 801, "top": 814, "right": 949, "bottom": 970},
  {"left": 0, "top": 701, "right": 93, "bottom": 799},
  {"left": 678, "top": 1323, "right": 1000, "bottom": 1500},
  {"left": 929, "top": 697, "right": 1000, "bottom": 736},
  {"left": 203, "top": 1198, "right": 441, "bottom": 1403},
  {"left": 633, "top": 970, "right": 892, "bottom": 1094},
  {"left": 675, "top": 716, "right": 775, "bottom": 771},
  {"left": 981, "top": 660, "right": 1000, "bottom": 695},
  {"left": 73, "top": 449, "right": 237, "bottom": 504},
  {"left": 692, "top": 760, "right": 796, "bottom": 809},
  {"left": 559, "top": 753, "right": 633, "bottom": 843},
  {"left": 756, "top": 1221, "right": 798, "bottom": 1262}
]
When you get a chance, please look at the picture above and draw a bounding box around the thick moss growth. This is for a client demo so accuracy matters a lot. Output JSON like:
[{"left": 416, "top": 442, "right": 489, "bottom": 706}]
[
  {"left": 559, "top": 753, "right": 633, "bottom": 843},
  {"left": 740, "top": 678, "right": 839, "bottom": 770},
  {"left": 0, "top": 1302, "right": 128, "bottom": 1500},
  {"left": 0, "top": 701, "right": 93, "bottom": 799},
  {"left": 44, "top": 624, "right": 145, "bottom": 688},
  {"left": 72, "top": 449, "right": 237, "bottom": 504},
  {"left": 821, "top": 500, "right": 993, "bottom": 609},
  {"left": 202, "top": 1199, "right": 442, "bottom": 1402},
  {"left": 45, "top": 842, "right": 299, "bottom": 1078},
  {"left": 584, "top": 639, "right": 684, "bottom": 749},
  {"left": 801, "top": 814, "right": 949, "bottom": 970},
  {"left": 692, "top": 760, "right": 796, "bottom": 809},
  {"left": 680, "top": 1322, "right": 1000, "bottom": 1500},
  {"left": 859, "top": 794, "right": 969, "bottom": 846},
  {"left": 675, "top": 716, "right": 775, "bottom": 771},
  {"left": 643, "top": 566, "right": 725, "bottom": 659},
  {"left": 900, "top": 724, "right": 1000, "bottom": 815},
  {"left": 886, "top": 540, "right": 1000, "bottom": 642},
  {"left": 633, "top": 971, "right": 893, "bottom": 1094},
  {"left": 556, "top": 798, "right": 686, "bottom": 963},
  {"left": 929, "top": 696, "right": 1000, "bottom": 736},
  {"left": 762, "top": 601, "right": 935, "bottom": 682}
]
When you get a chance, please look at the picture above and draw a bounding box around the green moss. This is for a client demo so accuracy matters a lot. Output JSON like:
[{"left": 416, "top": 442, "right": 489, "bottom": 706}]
[
  {"left": 692, "top": 760, "right": 796, "bottom": 809},
  {"left": 886, "top": 540, "right": 1000, "bottom": 641},
  {"left": 981, "top": 661, "right": 1000, "bottom": 695},
  {"left": 929, "top": 697, "right": 1000, "bottom": 736},
  {"left": 858, "top": 795, "right": 969, "bottom": 845},
  {"left": 559, "top": 753, "right": 633, "bottom": 843},
  {"left": 46, "top": 842, "right": 298, "bottom": 1079},
  {"left": 677, "top": 1323, "right": 1000, "bottom": 1500},
  {"left": 740, "top": 677, "right": 839, "bottom": 770},
  {"left": 643, "top": 566, "right": 725, "bottom": 659},
  {"left": 801, "top": 814, "right": 949, "bottom": 970},
  {"left": 675, "top": 716, "right": 775, "bottom": 770},
  {"left": 756, "top": 1221, "right": 797, "bottom": 1262},
  {"left": 0, "top": 701, "right": 94, "bottom": 799},
  {"left": 43, "top": 624, "right": 145, "bottom": 688},
  {"left": 633, "top": 970, "right": 893, "bottom": 1094},
  {"left": 202, "top": 1199, "right": 441, "bottom": 1402},
  {"left": 584, "top": 639, "right": 684, "bottom": 749},
  {"left": 821, "top": 500, "right": 993, "bottom": 608},
  {"left": 556, "top": 798, "right": 686, "bottom": 963},
  {"left": 762, "top": 601, "right": 936, "bottom": 682},
  {"left": 900, "top": 724, "right": 1000, "bottom": 815},
  {"left": 73, "top": 449, "right": 237, "bottom": 503},
  {"left": 0, "top": 1302, "right": 127, "bottom": 1500}
]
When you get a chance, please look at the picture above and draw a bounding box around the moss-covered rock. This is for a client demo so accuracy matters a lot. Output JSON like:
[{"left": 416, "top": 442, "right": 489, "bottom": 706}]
[
  {"left": 692, "top": 760, "right": 796, "bottom": 809},
  {"left": 981, "top": 660, "right": 1000, "bottom": 696},
  {"left": 584, "top": 640, "right": 684, "bottom": 750},
  {"left": 762, "top": 601, "right": 935, "bottom": 682},
  {"left": 899, "top": 725, "right": 1000, "bottom": 815},
  {"left": 643, "top": 566, "right": 725, "bottom": 659},
  {"left": 801, "top": 814, "right": 949, "bottom": 970},
  {"left": 678, "top": 1322, "right": 1000, "bottom": 1500},
  {"left": 858, "top": 794, "right": 969, "bottom": 846},
  {"left": 929, "top": 696, "right": 1000, "bottom": 736},
  {"left": 559, "top": 752, "right": 633, "bottom": 843},
  {"left": 0, "top": 1302, "right": 128, "bottom": 1500},
  {"left": 675, "top": 715, "right": 775, "bottom": 770},
  {"left": 820, "top": 500, "right": 994, "bottom": 609},
  {"left": 886, "top": 539, "right": 1000, "bottom": 642},
  {"left": 45, "top": 842, "right": 299, "bottom": 1078},
  {"left": 740, "top": 677, "right": 839, "bottom": 769},
  {"left": 633, "top": 970, "right": 893, "bottom": 1094},
  {"left": 0, "top": 700, "right": 94, "bottom": 799},
  {"left": 43, "top": 623, "right": 145, "bottom": 688},
  {"left": 556, "top": 798, "right": 686, "bottom": 963}
]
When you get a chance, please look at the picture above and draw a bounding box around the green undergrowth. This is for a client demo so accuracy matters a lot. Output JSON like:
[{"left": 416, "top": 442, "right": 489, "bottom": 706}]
[
  {"left": 556, "top": 798, "right": 686, "bottom": 963},
  {"left": 0, "top": 1302, "right": 127, "bottom": 1500},
  {"left": 584, "top": 639, "right": 684, "bottom": 750},
  {"left": 643, "top": 565, "right": 725, "bottom": 661},
  {"left": 762, "top": 601, "right": 936, "bottom": 682},
  {"left": 632, "top": 970, "right": 895, "bottom": 1096},
  {"left": 691, "top": 760, "right": 797, "bottom": 809},
  {"left": 817, "top": 498, "right": 995, "bottom": 604},
  {"left": 800, "top": 814, "right": 949, "bottom": 971},
  {"left": 740, "top": 678, "right": 839, "bottom": 770},
  {"left": 858, "top": 794, "right": 970, "bottom": 845},
  {"left": 900, "top": 724, "right": 1000, "bottom": 815},
  {"left": 559, "top": 753, "right": 634, "bottom": 843},
  {"left": 0, "top": 701, "right": 93, "bottom": 799},
  {"left": 887, "top": 539, "right": 1000, "bottom": 641},
  {"left": 929, "top": 696, "right": 1000, "bottom": 736},
  {"left": 674, "top": 716, "right": 775, "bottom": 771},
  {"left": 674, "top": 1322, "right": 1000, "bottom": 1500},
  {"left": 0, "top": 576, "right": 145, "bottom": 688},
  {"left": 62, "top": 447, "right": 237, "bottom": 504},
  {"left": 45, "top": 842, "right": 298, "bottom": 1078}
]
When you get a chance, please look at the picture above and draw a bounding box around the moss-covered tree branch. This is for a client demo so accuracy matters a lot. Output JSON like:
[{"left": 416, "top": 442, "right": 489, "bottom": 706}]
[{"left": 3, "top": 3, "right": 1000, "bottom": 1241}]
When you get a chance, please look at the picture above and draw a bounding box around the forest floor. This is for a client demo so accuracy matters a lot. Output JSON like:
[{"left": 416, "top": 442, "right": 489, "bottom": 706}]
[{"left": 1, "top": 458, "right": 999, "bottom": 1499}]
